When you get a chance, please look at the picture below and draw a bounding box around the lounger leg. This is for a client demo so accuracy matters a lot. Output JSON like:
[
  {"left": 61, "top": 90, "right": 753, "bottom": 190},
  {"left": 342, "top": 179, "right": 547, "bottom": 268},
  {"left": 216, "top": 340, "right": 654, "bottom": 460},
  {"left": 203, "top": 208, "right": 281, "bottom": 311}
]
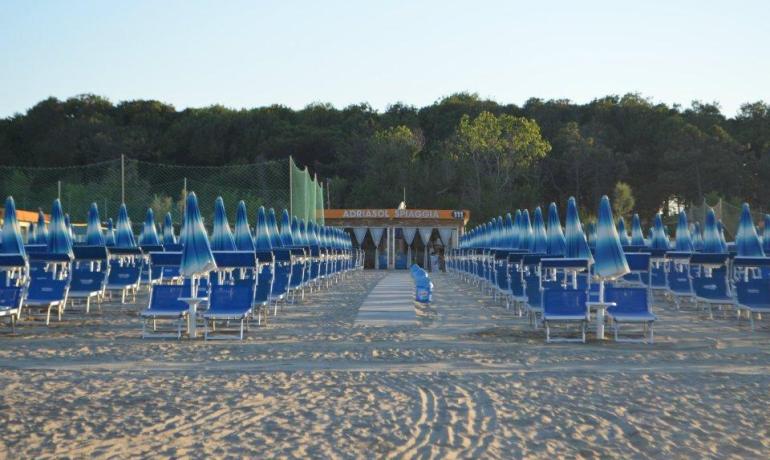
[
  {"left": 582, "top": 320, "right": 586, "bottom": 343},
  {"left": 649, "top": 322, "right": 654, "bottom": 344},
  {"left": 545, "top": 322, "right": 550, "bottom": 343},
  {"left": 85, "top": 297, "right": 91, "bottom": 314},
  {"left": 46, "top": 305, "right": 52, "bottom": 326},
  {"left": 750, "top": 314, "right": 755, "bottom": 332}
]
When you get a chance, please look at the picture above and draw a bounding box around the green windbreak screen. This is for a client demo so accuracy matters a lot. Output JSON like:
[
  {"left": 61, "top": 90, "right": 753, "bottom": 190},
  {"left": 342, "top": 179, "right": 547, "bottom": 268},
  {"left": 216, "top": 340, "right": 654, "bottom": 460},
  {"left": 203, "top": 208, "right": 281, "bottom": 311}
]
[
  {"left": 0, "top": 158, "right": 290, "bottom": 232},
  {"left": 290, "top": 157, "right": 324, "bottom": 224}
]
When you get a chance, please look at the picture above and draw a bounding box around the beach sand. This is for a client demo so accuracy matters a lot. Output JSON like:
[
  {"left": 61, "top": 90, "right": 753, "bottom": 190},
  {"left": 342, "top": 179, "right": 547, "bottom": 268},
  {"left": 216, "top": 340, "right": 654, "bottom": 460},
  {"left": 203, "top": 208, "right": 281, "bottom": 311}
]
[{"left": 1, "top": 271, "right": 770, "bottom": 458}]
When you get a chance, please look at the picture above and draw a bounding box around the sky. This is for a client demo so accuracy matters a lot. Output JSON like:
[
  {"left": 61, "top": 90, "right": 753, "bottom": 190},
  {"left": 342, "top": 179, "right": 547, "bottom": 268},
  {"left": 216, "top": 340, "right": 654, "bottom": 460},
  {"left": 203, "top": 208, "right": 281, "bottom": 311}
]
[{"left": 1, "top": 0, "right": 768, "bottom": 118}]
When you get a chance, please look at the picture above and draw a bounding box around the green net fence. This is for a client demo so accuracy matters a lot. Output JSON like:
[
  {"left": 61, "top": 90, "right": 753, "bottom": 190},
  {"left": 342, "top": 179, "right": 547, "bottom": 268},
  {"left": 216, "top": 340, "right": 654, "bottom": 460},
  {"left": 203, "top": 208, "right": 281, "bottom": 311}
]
[
  {"left": 681, "top": 198, "right": 768, "bottom": 239},
  {"left": 290, "top": 157, "right": 325, "bottom": 225},
  {"left": 0, "top": 158, "right": 291, "bottom": 231}
]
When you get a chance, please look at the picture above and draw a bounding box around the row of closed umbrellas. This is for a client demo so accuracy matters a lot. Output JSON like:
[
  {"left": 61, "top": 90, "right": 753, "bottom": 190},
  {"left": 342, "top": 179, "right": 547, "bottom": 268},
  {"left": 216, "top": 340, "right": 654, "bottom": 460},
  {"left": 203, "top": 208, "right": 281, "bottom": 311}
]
[
  {"left": 461, "top": 199, "right": 768, "bottom": 259},
  {"left": 0, "top": 193, "right": 353, "bottom": 278}
]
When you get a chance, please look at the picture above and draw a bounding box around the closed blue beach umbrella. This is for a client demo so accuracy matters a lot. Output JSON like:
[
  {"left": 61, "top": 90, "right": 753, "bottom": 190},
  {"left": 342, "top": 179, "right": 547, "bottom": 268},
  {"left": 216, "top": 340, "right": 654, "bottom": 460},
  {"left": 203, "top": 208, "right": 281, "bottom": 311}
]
[
  {"left": 736, "top": 203, "right": 764, "bottom": 257},
  {"left": 233, "top": 201, "right": 254, "bottom": 251},
  {"left": 162, "top": 212, "right": 177, "bottom": 246},
  {"left": 254, "top": 206, "right": 272, "bottom": 251},
  {"left": 115, "top": 204, "right": 137, "bottom": 248},
  {"left": 211, "top": 197, "right": 236, "bottom": 251},
  {"left": 1, "top": 197, "right": 25, "bottom": 256},
  {"left": 139, "top": 208, "right": 160, "bottom": 246},
  {"left": 564, "top": 197, "right": 591, "bottom": 260},
  {"left": 86, "top": 202, "right": 105, "bottom": 246},
  {"left": 179, "top": 192, "right": 217, "bottom": 277},
  {"left": 546, "top": 203, "right": 566, "bottom": 256},
  {"left": 674, "top": 211, "right": 693, "bottom": 252},
  {"left": 47, "top": 199, "right": 73, "bottom": 258}
]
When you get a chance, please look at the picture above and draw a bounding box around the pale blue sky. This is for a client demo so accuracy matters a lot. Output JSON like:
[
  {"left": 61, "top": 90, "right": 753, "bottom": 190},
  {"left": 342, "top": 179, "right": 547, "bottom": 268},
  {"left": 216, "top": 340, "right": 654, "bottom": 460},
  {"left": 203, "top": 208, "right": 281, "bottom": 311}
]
[{"left": 1, "top": 0, "right": 767, "bottom": 118}]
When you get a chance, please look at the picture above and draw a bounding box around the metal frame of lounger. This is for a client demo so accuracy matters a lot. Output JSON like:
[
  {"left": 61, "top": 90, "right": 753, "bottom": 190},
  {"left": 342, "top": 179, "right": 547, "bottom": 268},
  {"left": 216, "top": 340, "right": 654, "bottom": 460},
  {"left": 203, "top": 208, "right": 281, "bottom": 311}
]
[{"left": 140, "top": 284, "right": 188, "bottom": 339}]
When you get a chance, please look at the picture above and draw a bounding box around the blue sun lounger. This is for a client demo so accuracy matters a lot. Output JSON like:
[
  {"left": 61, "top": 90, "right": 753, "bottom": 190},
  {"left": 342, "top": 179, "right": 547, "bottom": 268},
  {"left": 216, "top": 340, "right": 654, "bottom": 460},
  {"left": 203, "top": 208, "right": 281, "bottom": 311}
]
[
  {"left": 140, "top": 284, "right": 189, "bottom": 339},
  {"left": 203, "top": 283, "right": 255, "bottom": 340},
  {"left": 690, "top": 253, "right": 733, "bottom": 318},
  {"left": 0, "top": 287, "right": 24, "bottom": 331},
  {"left": 24, "top": 278, "right": 70, "bottom": 325},
  {"left": 542, "top": 288, "right": 589, "bottom": 343},
  {"left": 604, "top": 287, "right": 656, "bottom": 343}
]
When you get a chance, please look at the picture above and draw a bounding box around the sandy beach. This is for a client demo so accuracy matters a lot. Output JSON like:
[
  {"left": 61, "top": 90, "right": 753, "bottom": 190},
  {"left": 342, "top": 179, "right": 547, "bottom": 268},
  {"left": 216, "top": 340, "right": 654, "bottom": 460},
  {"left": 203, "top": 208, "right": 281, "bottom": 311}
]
[{"left": 1, "top": 271, "right": 770, "bottom": 459}]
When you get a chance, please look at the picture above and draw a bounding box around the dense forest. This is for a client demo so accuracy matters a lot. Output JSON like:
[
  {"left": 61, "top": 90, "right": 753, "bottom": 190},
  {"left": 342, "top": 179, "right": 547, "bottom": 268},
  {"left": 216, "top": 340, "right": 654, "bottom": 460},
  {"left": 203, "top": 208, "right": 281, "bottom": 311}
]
[{"left": 1, "top": 93, "right": 769, "bottom": 225}]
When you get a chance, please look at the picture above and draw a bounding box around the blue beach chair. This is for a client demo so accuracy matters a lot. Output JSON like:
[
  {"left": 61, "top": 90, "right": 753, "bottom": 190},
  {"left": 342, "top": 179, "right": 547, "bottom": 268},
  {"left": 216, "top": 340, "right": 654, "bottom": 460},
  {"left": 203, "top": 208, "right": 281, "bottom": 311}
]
[
  {"left": 542, "top": 289, "right": 589, "bottom": 343},
  {"left": 604, "top": 287, "right": 657, "bottom": 343},
  {"left": 140, "top": 284, "right": 189, "bottom": 339},
  {"left": 203, "top": 283, "right": 255, "bottom": 340}
]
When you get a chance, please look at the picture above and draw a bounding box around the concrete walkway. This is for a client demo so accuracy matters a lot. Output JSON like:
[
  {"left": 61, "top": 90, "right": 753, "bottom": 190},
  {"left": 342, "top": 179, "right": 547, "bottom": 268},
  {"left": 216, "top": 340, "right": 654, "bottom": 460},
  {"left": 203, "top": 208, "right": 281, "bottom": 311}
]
[{"left": 354, "top": 272, "right": 417, "bottom": 326}]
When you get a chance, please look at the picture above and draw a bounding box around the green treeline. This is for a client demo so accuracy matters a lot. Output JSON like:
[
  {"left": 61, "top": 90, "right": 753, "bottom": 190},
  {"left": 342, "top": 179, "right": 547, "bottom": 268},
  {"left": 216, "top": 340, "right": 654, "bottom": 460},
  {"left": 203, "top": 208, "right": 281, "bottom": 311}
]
[{"left": 1, "top": 92, "right": 769, "bottom": 224}]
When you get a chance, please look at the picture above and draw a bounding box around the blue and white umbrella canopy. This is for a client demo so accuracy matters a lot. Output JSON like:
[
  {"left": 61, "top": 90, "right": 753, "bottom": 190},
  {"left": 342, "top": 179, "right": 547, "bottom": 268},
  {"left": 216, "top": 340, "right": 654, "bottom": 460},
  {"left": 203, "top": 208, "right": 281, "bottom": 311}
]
[
  {"left": 594, "top": 196, "right": 629, "bottom": 279},
  {"left": 86, "top": 202, "right": 105, "bottom": 246},
  {"left": 27, "top": 222, "right": 36, "bottom": 245},
  {"left": 585, "top": 222, "right": 597, "bottom": 249},
  {"left": 47, "top": 199, "right": 73, "bottom": 258},
  {"left": 105, "top": 218, "right": 116, "bottom": 247},
  {"left": 233, "top": 201, "right": 254, "bottom": 251},
  {"left": 115, "top": 204, "right": 137, "bottom": 248},
  {"left": 717, "top": 220, "right": 728, "bottom": 252},
  {"left": 290, "top": 216, "right": 303, "bottom": 246},
  {"left": 510, "top": 210, "right": 521, "bottom": 249},
  {"left": 503, "top": 213, "right": 514, "bottom": 249},
  {"left": 211, "top": 197, "right": 236, "bottom": 251},
  {"left": 763, "top": 215, "right": 770, "bottom": 254},
  {"left": 530, "top": 208, "right": 547, "bottom": 254},
  {"left": 254, "top": 206, "right": 272, "bottom": 250},
  {"left": 692, "top": 222, "right": 703, "bottom": 251},
  {"left": 630, "top": 214, "right": 645, "bottom": 246},
  {"left": 736, "top": 203, "right": 764, "bottom": 257},
  {"left": 64, "top": 214, "right": 74, "bottom": 243},
  {"left": 307, "top": 222, "right": 320, "bottom": 247},
  {"left": 162, "top": 212, "right": 177, "bottom": 246},
  {"left": 702, "top": 208, "right": 724, "bottom": 253},
  {"left": 674, "top": 211, "right": 693, "bottom": 252},
  {"left": 650, "top": 213, "right": 669, "bottom": 250},
  {"left": 565, "top": 197, "right": 591, "bottom": 260},
  {"left": 36, "top": 209, "right": 49, "bottom": 245},
  {"left": 546, "top": 203, "right": 566, "bottom": 256},
  {"left": 139, "top": 208, "right": 160, "bottom": 246},
  {"left": 299, "top": 220, "right": 310, "bottom": 246},
  {"left": 1, "top": 197, "right": 25, "bottom": 256},
  {"left": 267, "top": 208, "right": 283, "bottom": 248},
  {"left": 280, "top": 210, "right": 294, "bottom": 247},
  {"left": 518, "top": 210, "right": 533, "bottom": 251},
  {"left": 617, "top": 218, "right": 630, "bottom": 246},
  {"left": 179, "top": 192, "right": 217, "bottom": 277}
]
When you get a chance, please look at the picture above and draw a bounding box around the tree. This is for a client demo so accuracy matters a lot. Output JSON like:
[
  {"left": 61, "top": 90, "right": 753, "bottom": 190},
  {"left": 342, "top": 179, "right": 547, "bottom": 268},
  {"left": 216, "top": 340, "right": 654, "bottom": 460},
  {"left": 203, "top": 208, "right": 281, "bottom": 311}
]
[
  {"left": 613, "top": 182, "right": 635, "bottom": 220},
  {"left": 448, "top": 111, "right": 551, "bottom": 219}
]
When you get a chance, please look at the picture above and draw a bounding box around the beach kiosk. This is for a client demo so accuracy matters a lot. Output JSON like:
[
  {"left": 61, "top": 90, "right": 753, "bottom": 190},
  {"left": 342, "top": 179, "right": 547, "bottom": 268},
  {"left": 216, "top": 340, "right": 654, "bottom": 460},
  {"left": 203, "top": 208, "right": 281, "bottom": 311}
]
[{"left": 324, "top": 208, "right": 469, "bottom": 270}]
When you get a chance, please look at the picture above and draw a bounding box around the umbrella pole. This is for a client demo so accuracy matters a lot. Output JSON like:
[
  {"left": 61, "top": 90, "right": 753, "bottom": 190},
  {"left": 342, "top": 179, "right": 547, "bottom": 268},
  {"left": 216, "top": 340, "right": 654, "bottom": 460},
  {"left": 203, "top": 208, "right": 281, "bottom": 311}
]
[{"left": 597, "top": 278, "right": 606, "bottom": 340}]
